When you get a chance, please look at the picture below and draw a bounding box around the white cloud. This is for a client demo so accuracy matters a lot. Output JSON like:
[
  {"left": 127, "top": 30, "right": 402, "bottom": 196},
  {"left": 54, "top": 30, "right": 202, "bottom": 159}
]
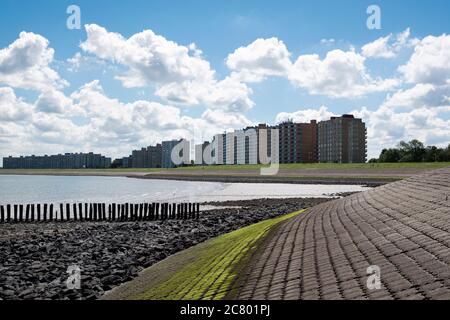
[
  {"left": 80, "top": 24, "right": 214, "bottom": 87},
  {"left": 275, "top": 105, "right": 336, "bottom": 123},
  {"left": 2, "top": 26, "right": 449, "bottom": 163},
  {"left": 288, "top": 49, "right": 399, "bottom": 98},
  {"left": 66, "top": 52, "right": 106, "bottom": 72},
  {"left": 79, "top": 24, "right": 254, "bottom": 112},
  {"left": 154, "top": 74, "right": 255, "bottom": 112},
  {"left": 355, "top": 104, "right": 450, "bottom": 159},
  {"left": 320, "top": 39, "right": 336, "bottom": 46},
  {"left": 382, "top": 83, "right": 436, "bottom": 109},
  {"left": 0, "top": 31, "right": 67, "bottom": 92},
  {"left": 399, "top": 33, "right": 450, "bottom": 84},
  {"left": 362, "top": 35, "right": 396, "bottom": 59},
  {"left": 362, "top": 28, "right": 416, "bottom": 59},
  {"left": 0, "top": 87, "right": 33, "bottom": 121},
  {"left": 226, "top": 38, "right": 292, "bottom": 82},
  {"left": 381, "top": 82, "right": 450, "bottom": 111},
  {"left": 1, "top": 79, "right": 253, "bottom": 161},
  {"left": 35, "top": 89, "right": 73, "bottom": 114}
]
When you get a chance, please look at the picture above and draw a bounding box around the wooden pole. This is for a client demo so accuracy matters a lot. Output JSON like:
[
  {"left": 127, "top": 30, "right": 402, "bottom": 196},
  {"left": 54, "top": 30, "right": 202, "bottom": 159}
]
[
  {"left": 139, "top": 203, "right": 143, "bottom": 221},
  {"left": 134, "top": 204, "right": 139, "bottom": 221},
  {"left": 60, "top": 203, "right": 64, "bottom": 222},
  {"left": 13, "top": 204, "right": 18, "bottom": 222},
  {"left": 129, "top": 203, "right": 133, "bottom": 221},
  {"left": 72, "top": 203, "right": 77, "bottom": 221},
  {"left": 49, "top": 204, "right": 54, "bottom": 221},
  {"left": 66, "top": 203, "right": 71, "bottom": 221},
  {"left": 25, "top": 204, "right": 30, "bottom": 222},
  {"left": 148, "top": 203, "right": 154, "bottom": 221},
  {"left": 155, "top": 203, "right": 160, "bottom": 220},
  {"left": 43, "top": 204, "right": 47, "bottom": 222},
  {"left": 36, "top": 204, "right": 41, "bottom": 222},
  {"left": 196, "top": 203, "right": 200, "bottom": 219},
  {"left": 19, "top": 204, "right": 24, "bottom": 222},
  {"left": 0, "top": 205, "right": 4, "bottom": 223},
  {"left": 143, "top": 203, "right": 148, "bottom": 220},
  {"left": 30, "top": 204, "right": 35, "bottom": 222},
  {"left": 93, "top": 203, "right": 97, "bottom": 221},
  {"left": 6, "top": 204, "right": 11, "bottom": 222},
  {"left": 78, "top": 203, "right": 83, "bottom": 221},
  {"left": 102, "top": 203, "right": 106, "bottom": 221},
  {"left": 167, "top": 203, "right": 171, "bottom": 219}
]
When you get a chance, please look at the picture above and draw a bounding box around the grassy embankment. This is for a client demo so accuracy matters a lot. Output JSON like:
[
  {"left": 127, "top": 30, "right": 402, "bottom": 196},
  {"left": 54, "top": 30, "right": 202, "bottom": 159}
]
[
  {"left": 1, "top": 162, "right": 449, "bottom": 174},
  {"left": 133, "top": 210, "right": 305, "bottom": 300},
  {"left": 167, "top": 162, "right": 450, "bottom": 171}
]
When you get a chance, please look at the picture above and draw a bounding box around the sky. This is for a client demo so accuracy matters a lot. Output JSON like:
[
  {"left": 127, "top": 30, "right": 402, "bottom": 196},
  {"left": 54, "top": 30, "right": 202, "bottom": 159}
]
[{"left": 0, "top": 0, "right": 449, "bottom": 164}]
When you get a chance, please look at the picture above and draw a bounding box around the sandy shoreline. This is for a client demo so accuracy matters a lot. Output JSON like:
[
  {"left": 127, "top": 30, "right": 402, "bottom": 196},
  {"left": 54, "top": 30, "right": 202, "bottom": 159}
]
[{"left": 0, "top": 169, "right": 402, "bottom": 186}]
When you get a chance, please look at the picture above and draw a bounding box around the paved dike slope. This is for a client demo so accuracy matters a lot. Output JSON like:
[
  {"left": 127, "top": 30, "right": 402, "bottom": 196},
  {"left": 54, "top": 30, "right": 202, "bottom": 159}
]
[{"left": 231, "top": 166, "right": 450, "bottom": 300}]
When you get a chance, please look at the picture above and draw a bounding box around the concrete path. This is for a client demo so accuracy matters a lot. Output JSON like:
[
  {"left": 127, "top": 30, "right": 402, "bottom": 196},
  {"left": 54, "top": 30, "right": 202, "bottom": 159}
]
[{"left": 230, "top": 167, "right": 450, "bottom": 300}]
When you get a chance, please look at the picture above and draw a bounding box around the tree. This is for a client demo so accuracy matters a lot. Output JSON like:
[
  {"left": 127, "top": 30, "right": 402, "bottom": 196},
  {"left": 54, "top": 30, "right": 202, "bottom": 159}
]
[
  {"left": 375, "top": 139, "right": 450, "bottom": 163},
  {"left": 378, "top": 148, "right": 401, "bottom": 163},
  {"left": 397, "top": 139, "right": 426, "bottom": 162}
]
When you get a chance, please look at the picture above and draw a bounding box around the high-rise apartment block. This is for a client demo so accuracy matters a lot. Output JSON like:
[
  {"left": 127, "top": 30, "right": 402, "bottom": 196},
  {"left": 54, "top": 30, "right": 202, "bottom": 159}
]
[
  {"left": 162, "top": 139, "right": 184, "bottom": 168},
  {"left": 195, "top": 114, "right": 366, "bottom": 165},
  {"left": 130, "top": 144, "right": 162, "bottom": 168},
  {"left": 2, "top": 153, "right": 111, "bottom": 169},
  {"left": 317, "top": 115, "right": 367, "bottom": 163},
  {"left": 277, "top": 120, "right": 317, "bottom": 163}
]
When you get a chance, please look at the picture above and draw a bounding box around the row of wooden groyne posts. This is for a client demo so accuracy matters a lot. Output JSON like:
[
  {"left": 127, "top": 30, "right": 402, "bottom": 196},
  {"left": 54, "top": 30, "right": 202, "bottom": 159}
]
[{"left": 0, "top": 202, "right": 201, "bottom": 223}]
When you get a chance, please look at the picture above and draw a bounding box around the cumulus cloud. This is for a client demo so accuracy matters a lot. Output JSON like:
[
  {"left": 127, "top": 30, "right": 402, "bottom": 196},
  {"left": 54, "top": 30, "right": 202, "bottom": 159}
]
[
  {"left": 1, "top": 78, "right": 253, "bottom": 161},
  {"left": 362, "top": 35, "right": 396, "bottom": 59},
  {"left": 362, "top": 28, "right": 416, "bottom": 59},
  {"left": 275, "top": 106, "right": 336, "bottom": 123},
  {"left": 66, "top": 52, "right": 106, "bottom": 72},
  {"left": 78, "top": 24, "right": 254, "bottom": 112},
  {"left": 2, "top": 26, "right": 449, "bottom": 163},
  {"left": 226, "top": 38, "right": 292, "bottom": 82},
  {"left": 0, "top": 31, "right": 67, "bottom": 92},
  {"left": 0, "top": 87, "right": 33, "bottom": 121},
  {"left": 288, "top": 49, "right": 399, "bottom": 98},
  {"left": 353, "top": 104, "right": 450, "bottom": 159},
  {"left": 381, "top": 83, "right": 450, "bottom": 110},
  {"left": 399, "top": 33, "right": 450, "bottom": 84},
  {"left": 226, "top": 37, "right": 399, "bottom": 98},
  {"left": 81, "top": 24, "right": 215, "bottom": 86},
  {"left": 35, "top": 89, "right": 73, "bottom": 114}
]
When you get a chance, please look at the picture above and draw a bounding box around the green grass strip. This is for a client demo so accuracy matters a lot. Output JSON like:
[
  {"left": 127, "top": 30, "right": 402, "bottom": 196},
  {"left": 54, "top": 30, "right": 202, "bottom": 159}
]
[
  {"left": 135, "top": 210, "right": 306, "bottom": 300},
  {"left": 1, "top": 162, "right": 449, "bottom": 175}
]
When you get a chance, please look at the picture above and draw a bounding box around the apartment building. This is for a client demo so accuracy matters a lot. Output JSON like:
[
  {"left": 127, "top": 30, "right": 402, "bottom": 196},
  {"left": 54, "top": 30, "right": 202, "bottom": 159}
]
[
  {"left": 2, "top": 152, "right": 112, "bottom": 169},
  {"left": 277, "top": 120, "right": 318, "bottom": 163},
  {"left": 317, "top": 114, "right": 367, "bottom": 163}
]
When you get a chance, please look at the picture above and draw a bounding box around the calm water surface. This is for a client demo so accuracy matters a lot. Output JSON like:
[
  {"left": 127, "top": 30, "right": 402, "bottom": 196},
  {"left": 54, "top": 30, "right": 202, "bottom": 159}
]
[{"left": 0, "top": 175, "right": 370, "bottom": 204}]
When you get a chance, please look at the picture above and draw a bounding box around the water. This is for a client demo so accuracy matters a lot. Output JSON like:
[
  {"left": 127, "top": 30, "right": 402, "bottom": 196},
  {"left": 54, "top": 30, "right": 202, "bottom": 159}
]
[{"left": 0, "top": 175, "right": 370, "bottom": 204}]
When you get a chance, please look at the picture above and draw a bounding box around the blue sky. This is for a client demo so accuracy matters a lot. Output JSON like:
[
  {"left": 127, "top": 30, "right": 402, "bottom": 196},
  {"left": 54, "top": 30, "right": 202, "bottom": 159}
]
[{"left": 0, "top": 0, "right": 449, "bottom": 161}]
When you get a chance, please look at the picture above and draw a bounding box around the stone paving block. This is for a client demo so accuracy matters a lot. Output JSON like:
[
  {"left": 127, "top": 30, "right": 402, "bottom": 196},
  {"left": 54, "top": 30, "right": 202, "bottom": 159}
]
[{"left": 233, "top": 167, "right": 450, "bottom": 300}]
